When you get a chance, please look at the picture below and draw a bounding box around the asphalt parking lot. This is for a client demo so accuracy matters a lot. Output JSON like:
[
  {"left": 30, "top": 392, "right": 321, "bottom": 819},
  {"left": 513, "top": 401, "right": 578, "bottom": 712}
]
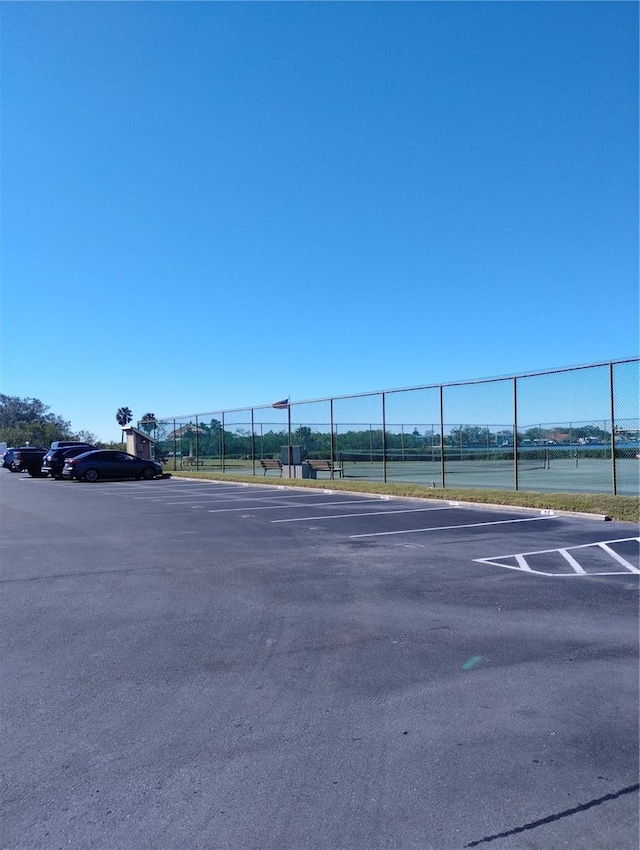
[{"left": 2, "top": 473, "right": 638, "bottom": 850}]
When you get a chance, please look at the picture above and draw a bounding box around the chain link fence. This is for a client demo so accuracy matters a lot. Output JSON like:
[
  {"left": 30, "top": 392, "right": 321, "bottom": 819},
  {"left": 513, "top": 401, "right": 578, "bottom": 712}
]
[{"left": 144, "top": 358, "right": 639, "bottom": 495}]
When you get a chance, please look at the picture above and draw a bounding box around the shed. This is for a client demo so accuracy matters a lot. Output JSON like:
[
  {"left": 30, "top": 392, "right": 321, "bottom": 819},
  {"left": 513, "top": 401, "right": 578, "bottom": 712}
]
[{"left": 121, "top": 426, "right": 155, "bottom": 460}]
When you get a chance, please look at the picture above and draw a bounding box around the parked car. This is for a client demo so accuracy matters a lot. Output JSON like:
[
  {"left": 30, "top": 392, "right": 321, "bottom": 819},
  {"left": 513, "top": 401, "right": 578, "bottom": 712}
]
[
  {"left": 50, "top": 440, "right": 97, "bottom": 451},
  {"left": 2, "top": 448, "right": 16, "bottom": 470},
  {"left": 62, "top": 450, "right": 163, "bottom": 482},
  {"left": 10, "top": 447, "right": 48, "bottom": 476},
  {"left": 41, "top": 445, "right": 96, "bottom": 479}
]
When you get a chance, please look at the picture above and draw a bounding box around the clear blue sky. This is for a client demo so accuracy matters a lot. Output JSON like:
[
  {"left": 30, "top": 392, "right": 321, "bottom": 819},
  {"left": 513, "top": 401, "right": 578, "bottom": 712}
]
[{"left": 2, "top": 1, "right": 638, "bottom": 441}]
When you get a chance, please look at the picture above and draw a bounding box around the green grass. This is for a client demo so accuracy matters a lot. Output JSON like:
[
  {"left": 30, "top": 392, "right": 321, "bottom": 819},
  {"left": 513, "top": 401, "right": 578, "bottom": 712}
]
[{"left": 165, "top": 469, "right": 639, "bottom": 523}]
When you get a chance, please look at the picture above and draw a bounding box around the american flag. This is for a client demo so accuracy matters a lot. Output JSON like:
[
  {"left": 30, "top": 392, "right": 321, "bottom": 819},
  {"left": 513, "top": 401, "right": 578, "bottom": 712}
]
[{"left": 272, "top": 398, "right": 290, "bottom": 409}]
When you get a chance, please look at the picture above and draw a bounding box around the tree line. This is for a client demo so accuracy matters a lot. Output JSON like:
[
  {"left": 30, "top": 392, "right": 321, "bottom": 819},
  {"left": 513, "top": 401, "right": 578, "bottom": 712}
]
[
  {"left": 0, "top": 395, "right": 99, "bottom": 448},
  {"left": 3, "top": 396, "right": 623, "bottom": 459},
  {"left": 150, "top": 419, "right": 621, "bottom": 460}
]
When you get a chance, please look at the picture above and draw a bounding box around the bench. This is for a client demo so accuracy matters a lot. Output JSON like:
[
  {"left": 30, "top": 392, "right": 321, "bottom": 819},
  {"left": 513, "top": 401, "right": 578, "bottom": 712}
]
[
  {"left": 182, "top": 456, "right": 197, "bottom": 467},
  {"left": 305, "top": 459, "right": 344, "bottom": 480},
  {"left": 260, "top": 459, "right": 283, "bottom": 476}
]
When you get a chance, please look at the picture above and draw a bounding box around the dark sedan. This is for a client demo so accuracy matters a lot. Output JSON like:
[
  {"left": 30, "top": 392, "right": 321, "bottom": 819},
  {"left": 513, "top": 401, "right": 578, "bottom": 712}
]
[{"left": 62, "top": 450, "right": 163, "bottom": 482}]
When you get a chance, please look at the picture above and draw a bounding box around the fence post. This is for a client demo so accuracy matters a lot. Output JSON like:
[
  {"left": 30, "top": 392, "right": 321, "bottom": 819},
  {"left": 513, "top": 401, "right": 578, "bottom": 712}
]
[
  {"left": 439, "top": 385, "right": 445, "bottom": 488},
  {"left": 173, "top": 419, "right": 177, "bottom": 471},
  {"left": 610, "top": 362, "right": 617, "bottom": 495},
  {"left": 513, "top": 377, "right": 519, "bottom": 491},
  {"left": 251, "top": 409, "right": 256, "bottom": 476},
  {"left": 287, "top": 404, "right": 292, "bottom": 471},
  {"left": 330, "top": 399, "right": 335, "bottom": 465},
  {"left": 382, "top": 393, "right": 387, "bottom": 483},
  {"left": 195, "top": 415, "right": 199, "bottom": 471},
  {"left": 221, "top": 412, "right": 225, "bottom": 473}
]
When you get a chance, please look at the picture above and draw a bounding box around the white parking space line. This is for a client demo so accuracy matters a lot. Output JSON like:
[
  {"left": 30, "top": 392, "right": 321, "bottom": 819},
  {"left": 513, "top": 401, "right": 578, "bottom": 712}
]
[
  {"left": 558, "top": 549, "right": 587, "bottom": 575},
  {"left": 80, "top": 481, "right": 270, "bottom": 501},
  {"left": 84, "top": 482, "right": 258, "bottom": 495},
  {"left": 82, "top": 479, "right": 201, "bottom": 493},
  {"left": 164, "top": 482, "right": 310, "bottom": 493},
  {"left": 71, "top": 486, "right": 145, "bottom": 492},
  {"left": 133, "top": 484, "right": 285, "bottom": 497},
  {"left": 133, "top": 488, "right": 272, "bottom": 502},
  {"left": 208, "top": 499, "right": 386, "bottom": 514},
  {"left": 131, "top": 489, "right": 228, "bottom": 499},
  {"left": 271, "top": 506, "right": 454, "bottom": 523},
  {"left": 350, "top": 515, "right": 555, "bottom": 538},
  {"left": 514, "top": 554, "right": 533, "bottom": 572},
  {"left": 160, "top": 492, "right": 341, "bottom": 506},
  {"left": 598, "top": 541, "right": 640, "bottom": 573},
  {"left": 474, "top": 537, "right": 640, "bottom": 577},
  {"left": 78, "top": 484, "right": 167, "bottom": 492}
]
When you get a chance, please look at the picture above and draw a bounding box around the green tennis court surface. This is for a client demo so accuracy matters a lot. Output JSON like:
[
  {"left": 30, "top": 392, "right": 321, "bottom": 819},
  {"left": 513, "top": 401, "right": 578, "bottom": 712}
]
[
  {"left": 340, "top": 457, "right": 639, "bottom": 494},
  {"left": 209, "top": 456, "right": 639, "bottom": 496}
]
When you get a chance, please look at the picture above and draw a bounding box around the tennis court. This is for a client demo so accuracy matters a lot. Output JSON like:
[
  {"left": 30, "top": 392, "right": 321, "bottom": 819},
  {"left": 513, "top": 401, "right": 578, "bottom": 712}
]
[
  {"left": 204, "top": 454, "right": 639, "bottom": 496},
  {"left": 337, "top": 455, "right": 640, "bottom": 495},
  {"left": 155, "top": 357, "right": 640, "bottom": 498}
]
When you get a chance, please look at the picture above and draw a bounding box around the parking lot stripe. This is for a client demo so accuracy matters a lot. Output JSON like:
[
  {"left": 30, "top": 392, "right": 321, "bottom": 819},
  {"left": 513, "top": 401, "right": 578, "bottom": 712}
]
[
  {"left": 350, "top": 515, "right": 555, "bottom": 538},
  {"left": 514, "top": 554, "right": 533, "bottom": 571},
  {"left": 271, "top": 505, "right": 454, "bottom": 523},
  {"left": 132, "top": 486, "right": 302, "bottom": 500},
  {"left": 558, "top": 548, "right": 587, "bottom": 574},
  {"left": 598, "top": 542, "right": 640, "bottom": 573},
  {"left": 208, "top": 498, "right": 385, "bottom": 514},
  {"left": 161, "top": 492, "right": 340, "bottom": 505},
  {"left": 473, "top": 537, "right": 640, "bottom": 577}
]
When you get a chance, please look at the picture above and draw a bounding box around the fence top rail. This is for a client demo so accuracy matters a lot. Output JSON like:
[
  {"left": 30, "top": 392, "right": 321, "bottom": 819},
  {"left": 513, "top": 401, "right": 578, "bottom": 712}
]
[{"left": 155, "top": 357, "right": 638, "bottom": 423}]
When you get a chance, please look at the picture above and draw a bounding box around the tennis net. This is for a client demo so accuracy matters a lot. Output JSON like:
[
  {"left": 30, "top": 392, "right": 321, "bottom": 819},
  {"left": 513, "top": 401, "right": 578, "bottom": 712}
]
[{"left": 337, "top": 449, "right": 549, "bottom": 473}]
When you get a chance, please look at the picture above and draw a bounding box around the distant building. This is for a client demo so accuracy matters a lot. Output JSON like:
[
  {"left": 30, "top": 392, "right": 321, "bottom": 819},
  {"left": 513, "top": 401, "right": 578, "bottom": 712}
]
[
  {"left": 548, "top": 432, "right": 570, "bottom": 444},
  {"left": 167, "top": 424, "right": 207, "bottom": 440}
]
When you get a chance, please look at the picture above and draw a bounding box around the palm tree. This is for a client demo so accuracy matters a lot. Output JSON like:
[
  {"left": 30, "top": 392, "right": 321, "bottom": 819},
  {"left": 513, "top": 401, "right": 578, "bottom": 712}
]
[
  {"left": 116, "top": 406, "right": 133, "bottom": 428},
  {"left": 139, "top": 412, "right": 157, "bottom": 435}
]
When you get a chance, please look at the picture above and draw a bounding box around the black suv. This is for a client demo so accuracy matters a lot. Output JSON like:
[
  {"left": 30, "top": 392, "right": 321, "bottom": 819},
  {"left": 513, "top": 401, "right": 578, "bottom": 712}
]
[
  {"left": 50, "top": 440, "right": 96, "bottom": 451},
  {"left": 41, "top": 445, "right": 96, "bottom": 479},
  {"left": 10, "top": 447, "right": 48, "bottom": 477}
]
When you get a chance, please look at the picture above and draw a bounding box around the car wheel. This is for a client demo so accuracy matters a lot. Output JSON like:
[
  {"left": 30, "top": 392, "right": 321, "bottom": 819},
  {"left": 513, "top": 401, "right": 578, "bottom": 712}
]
[
  {"left": 84, "top": 468, "right": 99, "bottom": 483},
  {"left": 28, "top": 468, "right": 42, "bottom": 478},
  {"left": 142, "top": 466, "right": 155, "bottom": 480}
]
